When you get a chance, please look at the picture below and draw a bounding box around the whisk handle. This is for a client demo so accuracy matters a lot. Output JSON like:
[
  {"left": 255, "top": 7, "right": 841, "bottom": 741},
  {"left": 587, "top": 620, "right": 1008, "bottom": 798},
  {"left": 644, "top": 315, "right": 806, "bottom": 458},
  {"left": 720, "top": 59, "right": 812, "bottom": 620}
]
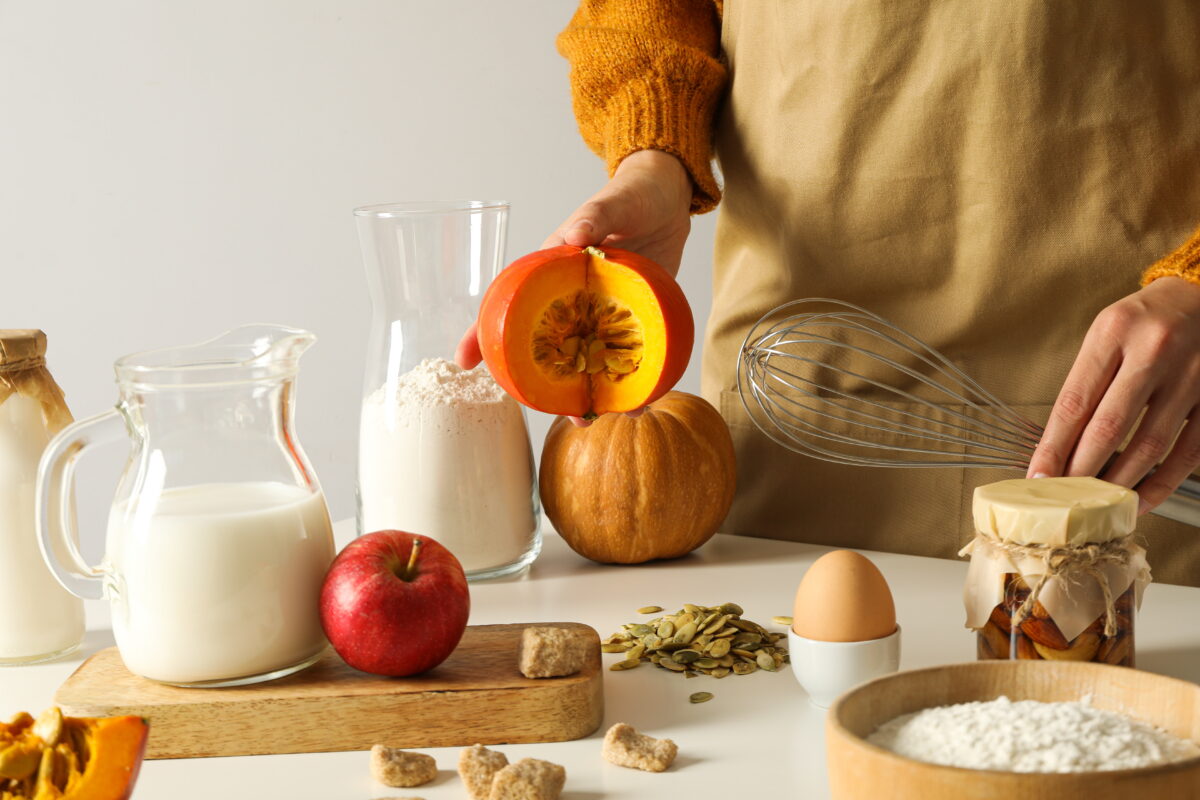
[{"left": 1152, "top": 477, "right": 1200, "bottom": 528}]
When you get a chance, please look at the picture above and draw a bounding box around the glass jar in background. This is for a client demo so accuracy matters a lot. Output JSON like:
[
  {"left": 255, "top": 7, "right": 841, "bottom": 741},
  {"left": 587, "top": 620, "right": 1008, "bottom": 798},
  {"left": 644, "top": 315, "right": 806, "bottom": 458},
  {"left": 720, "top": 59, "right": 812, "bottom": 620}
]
[
  {"left": 355, "top": 201, "right": 541, "bottom": 580},
  {"left": 962, "top": 477, "right": 1149, "bottom": 666},
  {"left": 0, "top": 330, "right": 84, "bottom": 664}
]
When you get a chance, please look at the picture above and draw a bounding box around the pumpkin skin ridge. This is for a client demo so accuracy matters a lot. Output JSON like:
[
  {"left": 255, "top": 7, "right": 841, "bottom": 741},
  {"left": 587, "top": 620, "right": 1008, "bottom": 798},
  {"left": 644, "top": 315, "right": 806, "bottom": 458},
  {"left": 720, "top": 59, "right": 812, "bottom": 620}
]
[{"left": 659, "top": 396, "right": 737, "bottom": 538}]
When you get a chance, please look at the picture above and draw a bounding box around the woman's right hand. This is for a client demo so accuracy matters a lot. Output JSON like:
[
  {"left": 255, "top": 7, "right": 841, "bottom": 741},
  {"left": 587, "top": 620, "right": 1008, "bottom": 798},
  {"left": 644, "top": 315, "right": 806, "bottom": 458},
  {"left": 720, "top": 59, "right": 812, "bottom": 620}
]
[{"left": 455, "top": 149, "right": 694, "bottom": 372}]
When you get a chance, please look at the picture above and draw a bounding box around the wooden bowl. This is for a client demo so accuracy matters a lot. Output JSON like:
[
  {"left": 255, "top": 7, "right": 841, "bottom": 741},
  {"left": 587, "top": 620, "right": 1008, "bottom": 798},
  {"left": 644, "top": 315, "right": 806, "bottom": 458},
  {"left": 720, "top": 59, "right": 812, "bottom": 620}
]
[{"left": 826, "top": 661, "right": 1200, "bottom": 800}]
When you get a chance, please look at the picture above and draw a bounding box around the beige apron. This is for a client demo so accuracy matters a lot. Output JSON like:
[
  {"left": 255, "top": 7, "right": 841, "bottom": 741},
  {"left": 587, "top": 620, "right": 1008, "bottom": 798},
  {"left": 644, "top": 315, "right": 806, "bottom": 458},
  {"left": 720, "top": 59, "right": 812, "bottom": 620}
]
[{"left": 705, "top": 1, "right": 1200, "bottom": 587}]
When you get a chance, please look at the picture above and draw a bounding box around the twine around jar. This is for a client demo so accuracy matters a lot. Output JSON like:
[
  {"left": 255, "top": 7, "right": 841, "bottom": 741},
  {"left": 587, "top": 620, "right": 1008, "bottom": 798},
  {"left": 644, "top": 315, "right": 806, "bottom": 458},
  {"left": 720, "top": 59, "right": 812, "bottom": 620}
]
[{"left": 959, "top": 534, "right": 1135, "bottom": 638}]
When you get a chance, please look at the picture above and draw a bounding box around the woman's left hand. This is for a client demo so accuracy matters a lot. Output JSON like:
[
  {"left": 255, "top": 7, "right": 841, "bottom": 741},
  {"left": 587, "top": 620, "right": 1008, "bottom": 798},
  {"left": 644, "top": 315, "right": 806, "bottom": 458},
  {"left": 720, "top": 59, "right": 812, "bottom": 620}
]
[{"left": 1027, "top": 276, "right": 1200, "bottom": 513}]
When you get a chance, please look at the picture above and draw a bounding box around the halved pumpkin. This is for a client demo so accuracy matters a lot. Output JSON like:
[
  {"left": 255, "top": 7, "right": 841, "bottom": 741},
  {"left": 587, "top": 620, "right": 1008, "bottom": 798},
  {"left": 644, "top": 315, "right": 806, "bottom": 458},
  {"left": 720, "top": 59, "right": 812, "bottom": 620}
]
[
  {"left": 477, "top": 245, "right": 693, "bottom": 417},
  {"left": 0, "top": 707, "right": 148, "bottom": 799}
]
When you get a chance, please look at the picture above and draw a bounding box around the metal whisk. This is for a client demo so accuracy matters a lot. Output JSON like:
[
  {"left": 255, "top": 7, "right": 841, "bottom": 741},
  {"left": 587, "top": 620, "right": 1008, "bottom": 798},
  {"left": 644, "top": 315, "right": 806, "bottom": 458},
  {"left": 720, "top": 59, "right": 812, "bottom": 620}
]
[{"left": 736, "top": 298, "right": 1200, "bottom": 527}]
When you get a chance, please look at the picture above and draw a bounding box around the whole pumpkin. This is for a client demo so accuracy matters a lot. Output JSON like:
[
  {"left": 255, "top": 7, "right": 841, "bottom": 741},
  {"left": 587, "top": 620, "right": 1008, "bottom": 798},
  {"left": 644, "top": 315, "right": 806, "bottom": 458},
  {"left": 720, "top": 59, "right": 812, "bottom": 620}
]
[{"left": 539, "top": 391, "right": 736, "bottom": 564}]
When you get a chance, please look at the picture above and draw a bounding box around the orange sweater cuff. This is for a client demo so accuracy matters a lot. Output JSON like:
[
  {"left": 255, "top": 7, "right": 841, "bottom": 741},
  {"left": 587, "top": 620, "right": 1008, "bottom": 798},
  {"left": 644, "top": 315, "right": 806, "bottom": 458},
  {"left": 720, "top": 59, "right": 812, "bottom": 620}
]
[
  {"left": 1142, "top": 225, "right": 1200, "bottom": 288},
  {"left": 602, "top": 79, "right": 723, "bottom": 215}
]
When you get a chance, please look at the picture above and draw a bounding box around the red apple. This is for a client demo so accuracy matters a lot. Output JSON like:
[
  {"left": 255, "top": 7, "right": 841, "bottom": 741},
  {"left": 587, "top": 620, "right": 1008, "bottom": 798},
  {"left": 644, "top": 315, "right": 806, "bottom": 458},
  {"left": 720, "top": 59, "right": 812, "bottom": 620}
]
[{"left": 319, "top": 531, "right": 470, "bottom": 677}]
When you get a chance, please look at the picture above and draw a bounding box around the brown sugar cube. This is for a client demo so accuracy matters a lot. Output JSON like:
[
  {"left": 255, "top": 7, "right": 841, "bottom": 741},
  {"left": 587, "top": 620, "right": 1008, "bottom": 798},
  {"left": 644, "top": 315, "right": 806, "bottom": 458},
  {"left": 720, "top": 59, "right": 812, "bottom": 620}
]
[
  {"left": 487, "top": 757, "right": 566, "bottom": 800},
  {"left": 519, "top": 626, "right": 593, "bottom": 678},
  {"left": 601, "top": 722, "right": 678, "bottom": 772},
  {"left": 370, "top": 745, "right": 437, "bottom": 788},
  {"left": 459, "top": 744, "right": 510, "bottom": 800}
]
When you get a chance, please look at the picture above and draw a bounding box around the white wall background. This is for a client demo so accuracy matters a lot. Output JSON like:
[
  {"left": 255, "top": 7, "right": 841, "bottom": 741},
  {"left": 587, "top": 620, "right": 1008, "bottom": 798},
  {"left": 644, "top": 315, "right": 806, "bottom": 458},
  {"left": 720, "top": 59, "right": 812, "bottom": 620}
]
[{"left": 0, "top": 2, "right": 718, "bottom": 532}]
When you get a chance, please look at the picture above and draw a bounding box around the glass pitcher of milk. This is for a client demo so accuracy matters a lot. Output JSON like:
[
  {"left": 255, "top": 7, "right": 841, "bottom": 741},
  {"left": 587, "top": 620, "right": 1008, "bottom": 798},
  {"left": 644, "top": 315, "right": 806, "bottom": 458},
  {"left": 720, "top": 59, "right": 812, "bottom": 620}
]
[{"left": 36, "top": 325, "right": 335, "bottom": 687}]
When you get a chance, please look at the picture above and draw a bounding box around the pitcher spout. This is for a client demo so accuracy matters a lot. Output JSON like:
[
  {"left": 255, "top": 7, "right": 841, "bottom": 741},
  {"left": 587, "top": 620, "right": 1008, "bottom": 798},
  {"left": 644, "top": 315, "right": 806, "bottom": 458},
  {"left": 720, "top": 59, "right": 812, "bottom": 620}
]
[{"left": 115, "top": 324, "right": 316, "bottom": 388}]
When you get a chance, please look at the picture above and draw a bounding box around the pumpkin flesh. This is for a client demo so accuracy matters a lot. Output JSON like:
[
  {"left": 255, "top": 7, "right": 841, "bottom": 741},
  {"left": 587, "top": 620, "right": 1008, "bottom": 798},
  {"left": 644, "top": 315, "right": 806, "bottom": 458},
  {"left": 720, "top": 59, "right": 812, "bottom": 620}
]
[{"left": 0, "top": 709, "right": 147, "bottom": 800}]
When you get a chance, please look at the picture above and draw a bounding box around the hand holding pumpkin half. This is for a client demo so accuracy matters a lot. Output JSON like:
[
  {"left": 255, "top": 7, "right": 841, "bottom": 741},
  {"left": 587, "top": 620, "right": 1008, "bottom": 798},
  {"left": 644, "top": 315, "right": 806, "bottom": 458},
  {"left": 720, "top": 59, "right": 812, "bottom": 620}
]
[
  {"left": 476, "top": 245, "right": 694, "bottom": 419},
  {"left": 540, "top": 391, "right": 736, "bottom": 564},
  {"left": 0, "top": 706, "right": 148, "bottom": 799}
]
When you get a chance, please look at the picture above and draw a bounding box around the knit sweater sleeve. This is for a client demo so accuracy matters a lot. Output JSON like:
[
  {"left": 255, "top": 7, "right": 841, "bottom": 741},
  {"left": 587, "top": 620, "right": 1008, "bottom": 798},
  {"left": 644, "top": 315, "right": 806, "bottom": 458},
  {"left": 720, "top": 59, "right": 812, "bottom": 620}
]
[
  {"left": 557, "top": 0, "right": 727, "bottom": 214},
  {"left": 1142, "top": 226, "right": 1200, "bottom": 287}
]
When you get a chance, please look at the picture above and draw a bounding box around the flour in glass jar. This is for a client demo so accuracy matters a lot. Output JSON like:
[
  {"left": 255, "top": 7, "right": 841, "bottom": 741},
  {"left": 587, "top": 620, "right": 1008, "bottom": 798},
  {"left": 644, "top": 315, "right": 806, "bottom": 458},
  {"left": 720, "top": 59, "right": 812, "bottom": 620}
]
[
  {"left": 358, "top": 358, "right": 537, "bottom": 574},
  {"left": 867, "top": 695, "right": 1200, "bottom": 772}
]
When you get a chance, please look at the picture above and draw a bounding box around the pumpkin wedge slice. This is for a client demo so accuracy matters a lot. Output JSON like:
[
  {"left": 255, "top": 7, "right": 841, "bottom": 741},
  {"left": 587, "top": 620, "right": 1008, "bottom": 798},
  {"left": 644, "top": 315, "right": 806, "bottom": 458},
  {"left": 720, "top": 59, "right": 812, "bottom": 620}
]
[
  {"left": 478, "top": 245, "right": 693, "bottom": 417},
  {"left": 0, "top": 708, "right": 148, "bottom": 800}
]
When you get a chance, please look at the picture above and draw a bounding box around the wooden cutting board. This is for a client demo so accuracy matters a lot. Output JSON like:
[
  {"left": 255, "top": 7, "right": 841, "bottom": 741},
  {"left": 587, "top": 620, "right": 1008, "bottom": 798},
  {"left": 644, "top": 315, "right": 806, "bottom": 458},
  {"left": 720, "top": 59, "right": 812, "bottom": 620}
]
[{"left": 54, "top": 623, "right": 603, "bottom": 759}]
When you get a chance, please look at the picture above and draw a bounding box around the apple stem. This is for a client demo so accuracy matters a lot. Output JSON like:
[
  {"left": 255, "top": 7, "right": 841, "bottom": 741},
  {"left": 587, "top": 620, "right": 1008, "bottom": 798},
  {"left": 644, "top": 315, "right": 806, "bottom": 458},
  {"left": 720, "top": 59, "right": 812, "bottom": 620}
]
[{"left": 402, "top": 539, "right": 421, "bottom": 581}]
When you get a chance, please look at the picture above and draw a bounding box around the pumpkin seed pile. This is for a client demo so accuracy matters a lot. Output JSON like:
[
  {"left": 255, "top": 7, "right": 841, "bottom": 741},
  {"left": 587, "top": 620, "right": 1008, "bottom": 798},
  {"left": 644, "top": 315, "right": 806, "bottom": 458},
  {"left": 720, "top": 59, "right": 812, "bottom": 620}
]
[{"left": 602, "top": 603, "right": 789, "bottom": 679}]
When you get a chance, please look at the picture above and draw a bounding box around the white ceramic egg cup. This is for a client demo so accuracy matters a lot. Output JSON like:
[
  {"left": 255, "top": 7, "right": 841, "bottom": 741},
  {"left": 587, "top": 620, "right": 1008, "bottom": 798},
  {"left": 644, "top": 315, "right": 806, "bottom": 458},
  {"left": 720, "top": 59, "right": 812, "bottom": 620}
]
[{"left": 788, "top": 626, "right": 901, "bottom": 708}]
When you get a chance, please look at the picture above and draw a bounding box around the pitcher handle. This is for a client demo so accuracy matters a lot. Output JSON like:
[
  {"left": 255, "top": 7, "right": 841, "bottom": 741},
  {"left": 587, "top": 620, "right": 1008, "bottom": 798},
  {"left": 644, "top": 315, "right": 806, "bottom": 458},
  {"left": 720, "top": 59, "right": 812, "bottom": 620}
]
[{"left": 36, "top": 409, "right": 126, "bottom": 601}]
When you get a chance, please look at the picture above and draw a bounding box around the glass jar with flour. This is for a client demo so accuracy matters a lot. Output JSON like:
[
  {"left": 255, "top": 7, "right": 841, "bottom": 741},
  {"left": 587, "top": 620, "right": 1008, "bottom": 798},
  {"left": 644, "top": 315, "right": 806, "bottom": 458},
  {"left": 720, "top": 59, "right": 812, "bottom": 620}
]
[{"left": 355, "top": 201, "right": 540, "bottom": 580}]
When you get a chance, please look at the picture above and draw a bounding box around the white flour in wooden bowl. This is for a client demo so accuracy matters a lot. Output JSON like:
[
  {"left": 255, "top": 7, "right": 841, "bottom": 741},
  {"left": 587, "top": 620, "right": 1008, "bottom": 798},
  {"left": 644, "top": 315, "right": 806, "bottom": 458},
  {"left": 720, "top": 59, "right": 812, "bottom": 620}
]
[{"left": 867, "top": 695, "right": 1200, "bottom": 772}]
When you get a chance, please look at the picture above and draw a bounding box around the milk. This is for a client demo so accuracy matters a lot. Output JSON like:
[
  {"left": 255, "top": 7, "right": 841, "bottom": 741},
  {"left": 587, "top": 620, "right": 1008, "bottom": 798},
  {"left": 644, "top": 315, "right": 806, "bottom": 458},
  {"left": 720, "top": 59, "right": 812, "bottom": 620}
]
[
  {"left": 0, "top": 394, "right": 84, "bottom": 661},
  {"left": 106, "top": 482, "right": 334, "bottom": 685}
]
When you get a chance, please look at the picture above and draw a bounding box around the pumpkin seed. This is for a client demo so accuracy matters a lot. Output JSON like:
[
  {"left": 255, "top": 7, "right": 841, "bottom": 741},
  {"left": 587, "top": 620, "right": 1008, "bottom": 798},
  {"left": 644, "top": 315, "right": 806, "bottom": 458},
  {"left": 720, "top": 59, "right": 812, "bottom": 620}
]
[
  {"left": 672, "top": 621, "right": 699, "bottom": 645},
  {"left": 602, "top": 603, "right": 790, "bottom": 683},
  {"left": 707, "top": 639, "right": 731, "bottom": 658},
  {"left": 689, "top": 692, "right": 714, "bottom": 704},
  {"left": 672, "top": 649, "right": 701, "bottom": 664},
  {"left": 771, "top": 616, "right": 794, "bottom": 626}
]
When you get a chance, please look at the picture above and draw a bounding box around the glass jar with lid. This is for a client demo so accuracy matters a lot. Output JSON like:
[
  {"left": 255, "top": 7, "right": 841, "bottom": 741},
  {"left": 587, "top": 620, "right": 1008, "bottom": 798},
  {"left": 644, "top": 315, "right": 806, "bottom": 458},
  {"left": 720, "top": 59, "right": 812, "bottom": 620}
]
[
  {"left": 961, "top": 476, "right": 1149, "bottom": 666},
  {"left": 0, "top": 330, "right": 83, "bottom": 664}
]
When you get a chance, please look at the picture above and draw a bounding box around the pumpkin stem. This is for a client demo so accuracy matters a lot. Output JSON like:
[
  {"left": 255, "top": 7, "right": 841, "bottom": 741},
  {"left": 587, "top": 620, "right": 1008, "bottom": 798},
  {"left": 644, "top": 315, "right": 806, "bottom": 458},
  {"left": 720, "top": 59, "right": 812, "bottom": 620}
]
[{"left": 400, "top": 539, "right": 421, "bottom": 582}]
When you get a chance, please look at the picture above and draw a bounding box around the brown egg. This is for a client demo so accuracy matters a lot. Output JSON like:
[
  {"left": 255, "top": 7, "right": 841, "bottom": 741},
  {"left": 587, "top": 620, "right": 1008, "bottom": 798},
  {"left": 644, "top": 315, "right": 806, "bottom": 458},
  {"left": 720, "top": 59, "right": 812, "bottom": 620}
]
[{"left": 792, "top": 550, "right": 897, "bottom": 642}]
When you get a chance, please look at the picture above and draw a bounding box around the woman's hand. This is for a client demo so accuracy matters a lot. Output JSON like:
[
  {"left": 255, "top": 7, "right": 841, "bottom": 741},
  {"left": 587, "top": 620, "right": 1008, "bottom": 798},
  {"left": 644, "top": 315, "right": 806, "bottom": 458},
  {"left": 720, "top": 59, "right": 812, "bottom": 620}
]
[
  {"left": 1027, "top": 276, "right": 1200, "bottom": 513},
  {"left": 456, "top": 149, "right": 694, "bottom": 425}
]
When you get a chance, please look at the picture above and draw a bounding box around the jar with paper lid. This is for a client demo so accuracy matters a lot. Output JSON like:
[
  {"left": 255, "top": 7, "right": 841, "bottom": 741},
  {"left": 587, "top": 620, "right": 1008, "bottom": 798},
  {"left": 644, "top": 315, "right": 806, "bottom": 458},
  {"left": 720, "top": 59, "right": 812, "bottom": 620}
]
[
  {"left": 961, "top": 476, "right": 1149, "bottom": 666},
  {"left": 0, "top": 330, "right": 84, "bottom": 664}
]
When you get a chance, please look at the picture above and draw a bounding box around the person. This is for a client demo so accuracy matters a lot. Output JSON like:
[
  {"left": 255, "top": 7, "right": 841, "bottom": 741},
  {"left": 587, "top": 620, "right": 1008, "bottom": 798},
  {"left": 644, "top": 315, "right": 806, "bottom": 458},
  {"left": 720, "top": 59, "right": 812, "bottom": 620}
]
[{"left": 464, "top": 2, "right": 1200, "bottom": 586}]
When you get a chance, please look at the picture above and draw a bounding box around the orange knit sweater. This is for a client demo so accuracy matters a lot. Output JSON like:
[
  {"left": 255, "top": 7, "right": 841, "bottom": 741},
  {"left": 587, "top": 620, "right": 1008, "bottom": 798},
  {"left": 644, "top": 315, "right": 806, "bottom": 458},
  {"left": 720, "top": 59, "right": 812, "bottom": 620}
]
[{"left": 556, "top": 0, "right": 1200, "bottom": 288}]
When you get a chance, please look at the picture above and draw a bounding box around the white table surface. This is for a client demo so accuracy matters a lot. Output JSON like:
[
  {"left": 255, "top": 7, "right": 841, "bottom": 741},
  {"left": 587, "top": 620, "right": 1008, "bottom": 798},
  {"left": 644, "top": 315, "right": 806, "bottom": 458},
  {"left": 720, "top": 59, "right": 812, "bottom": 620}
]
[{"left": 4, "top": 520, "right": 1199, "bottom": 799}]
